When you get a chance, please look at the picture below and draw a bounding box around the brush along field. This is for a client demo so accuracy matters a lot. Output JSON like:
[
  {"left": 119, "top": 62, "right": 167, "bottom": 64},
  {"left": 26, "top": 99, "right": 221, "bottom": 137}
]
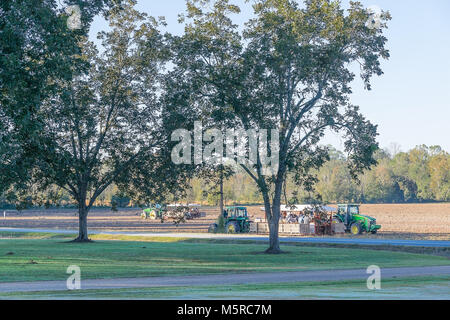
[{"left": 0, "top": 203, "right": 449, "bottom": 240}]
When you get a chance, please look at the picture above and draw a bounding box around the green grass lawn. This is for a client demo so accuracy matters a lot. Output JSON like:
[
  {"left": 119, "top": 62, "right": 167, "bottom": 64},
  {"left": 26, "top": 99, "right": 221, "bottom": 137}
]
[
  {"left": 1, "top": 276, "right": 449, "bottom": 300},
  {"left": 1, "top": 236, "right": 449, "bottom": 283}
]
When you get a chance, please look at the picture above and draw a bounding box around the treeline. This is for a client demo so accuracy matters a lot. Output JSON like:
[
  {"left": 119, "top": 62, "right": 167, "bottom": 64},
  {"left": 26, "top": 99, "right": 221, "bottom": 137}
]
[
  {"left": 0, "top": 184, "right": 129, "bottom": 210},
  {"left": 1, "top": 144, "right": 448, "bottom": 209},
  {"left": 184, "top": 145, "right": 450, "bottom": 205},
  {"left": 313, "top": 145, "right": 449, "bottom": 203}
]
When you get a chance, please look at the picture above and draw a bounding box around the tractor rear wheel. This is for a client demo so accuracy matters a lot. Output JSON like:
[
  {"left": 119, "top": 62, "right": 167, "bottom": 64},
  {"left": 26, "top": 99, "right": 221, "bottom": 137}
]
[
  {"left": 350, "top": 223, "right": 362, "bottom": 235},
  {"left": 226, "top": 221, "right": 240, "bottom": 234},
  {"left": 241, "top": 222, "right": 250, "bottom": 233}
]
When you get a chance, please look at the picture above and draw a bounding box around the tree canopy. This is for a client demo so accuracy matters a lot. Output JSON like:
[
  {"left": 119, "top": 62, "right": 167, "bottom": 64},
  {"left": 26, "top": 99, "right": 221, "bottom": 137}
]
[
  {"left": 0, "top": 0, "right": 115, "bottom": 194},
  {"left": 168, "top": 0, "right": 391, "bottom": 253}
]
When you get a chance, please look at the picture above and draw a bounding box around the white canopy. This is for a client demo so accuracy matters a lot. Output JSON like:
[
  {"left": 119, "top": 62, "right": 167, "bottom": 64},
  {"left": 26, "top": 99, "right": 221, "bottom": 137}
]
[
  {"left": 168, "top": 204, "right": 201, "bottom": 207},
  {"left": 261, "top": 205, "right": 337, "bottom": 213}
]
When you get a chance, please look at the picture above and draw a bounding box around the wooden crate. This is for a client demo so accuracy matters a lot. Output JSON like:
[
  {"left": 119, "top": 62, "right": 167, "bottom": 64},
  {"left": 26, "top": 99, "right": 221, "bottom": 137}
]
[
  {"left": 254, "top": 223, "right": 307, "bottom": 234},
  {"left": 299, "top": 224, "right": 311, "bottom": 235},
  {"left": 332, "top": 222, "right": 346, "bottom": 234},
  {"left": 257, "top": 223, "right": 270, "bottom": 233},
  {"left": 282, "top": 224, "right": 300, "bottom": 234}
]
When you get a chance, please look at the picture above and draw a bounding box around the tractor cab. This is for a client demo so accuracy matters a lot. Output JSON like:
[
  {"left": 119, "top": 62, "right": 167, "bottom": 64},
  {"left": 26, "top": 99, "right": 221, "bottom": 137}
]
[
  {"left": 337, "top": 204, "right": 359, "bottom": 224},
  {"left": 223, "top": 206, "right": 248, "bottom": 219},
  {"left": 337, "top": 204, "right": 360, "bottom": 215},
  {"left": 335, "top": 204, "right": 360, "bottom": 230}
]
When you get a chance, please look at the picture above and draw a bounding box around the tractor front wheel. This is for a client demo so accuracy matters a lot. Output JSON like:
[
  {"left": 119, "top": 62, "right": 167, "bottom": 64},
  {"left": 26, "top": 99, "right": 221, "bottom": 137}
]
[
  {"left": 350, "top": 223, "right": 362, "bottom": 235},
  {"left": 149, "top": 210, "right": 158, "bottom": 220},
  {"left": 226, "top": 221, "right": 240, "bottom": 234}
]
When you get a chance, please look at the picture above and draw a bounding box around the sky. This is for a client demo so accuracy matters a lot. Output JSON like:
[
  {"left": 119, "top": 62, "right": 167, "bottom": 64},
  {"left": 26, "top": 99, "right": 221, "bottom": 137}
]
[{"left": 90, "top": 0, "right": 450, "bottom": 153}]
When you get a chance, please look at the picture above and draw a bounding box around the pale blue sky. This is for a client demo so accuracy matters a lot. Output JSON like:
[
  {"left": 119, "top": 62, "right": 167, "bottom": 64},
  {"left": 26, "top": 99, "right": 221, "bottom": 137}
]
[{"left": 90, "top": 0, "right": 450, "bottom": 153}]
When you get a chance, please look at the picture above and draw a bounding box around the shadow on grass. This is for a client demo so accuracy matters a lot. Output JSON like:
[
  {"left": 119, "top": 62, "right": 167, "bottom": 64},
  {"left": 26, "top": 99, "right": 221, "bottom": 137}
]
[{"left": 248, "top": 250, "right": 292, "bottom": 255}]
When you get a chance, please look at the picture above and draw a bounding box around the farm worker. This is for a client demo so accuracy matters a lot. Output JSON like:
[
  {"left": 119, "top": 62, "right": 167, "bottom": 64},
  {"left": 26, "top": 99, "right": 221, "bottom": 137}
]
[{"left": 298, "top": 215, "right": 304, "bottom": 224}]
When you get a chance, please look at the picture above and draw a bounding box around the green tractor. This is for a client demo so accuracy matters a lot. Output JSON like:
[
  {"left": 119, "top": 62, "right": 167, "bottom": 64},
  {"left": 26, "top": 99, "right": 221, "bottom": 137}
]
[
  {"left": 208, "top": 206, "right": 251, "bottom": 234},
  {"left": 141, "top": 204, "right": 166, "bottom": 221},
  {"left": 334, "top": 204, "right": 381, "bottom": 235}
]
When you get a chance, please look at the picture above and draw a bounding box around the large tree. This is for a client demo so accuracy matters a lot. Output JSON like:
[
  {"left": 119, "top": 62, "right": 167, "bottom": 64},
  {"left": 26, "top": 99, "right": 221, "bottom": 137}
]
[
  {"left": 0, "top": 0, "right": 114, "bottom": 196},
  {"left": 33, "top": 0, "right": 173, "bottom": 241},
  {"left": 172, "top": 0, "right": 390, "bottom": 253}
]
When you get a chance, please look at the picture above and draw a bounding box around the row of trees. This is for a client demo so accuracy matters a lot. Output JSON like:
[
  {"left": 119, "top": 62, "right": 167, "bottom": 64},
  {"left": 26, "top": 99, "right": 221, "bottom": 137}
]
[
  {"left": 0, "top": 183, "right": 129, "bottom": 209},
  {"left": 180, "top": 145, "right": 449, "bottom": 205},
  {"left": 315, "top": 145, "right": 450, "bottom": 203},
  {"left": 3, "top": 144, "right": 446, "bottom": 208},
  {"left": 1, "top": 0, "right": 391, "bottom": 253}
]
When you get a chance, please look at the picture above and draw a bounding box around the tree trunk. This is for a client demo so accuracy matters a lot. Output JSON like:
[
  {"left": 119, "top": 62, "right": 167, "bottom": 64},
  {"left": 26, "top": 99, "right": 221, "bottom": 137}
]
[
  {"left": 74, "top": 199, "right": 91, "bottom": 242},
  {"left": 265, "top": 204, "right": 282, "bottom": 254},
  {"left": 266, "top": 216, "right": 281, "bottom": 254},
  {"left": 283, "top": 174, "right": 288, "bottom": 205},
  {"left": 262, "top": 192, "right": 282, "bottom": 254},
  {"left": 219, "top": 171, "right": 224, "bottom": 217},
  {"left": 263, "top": 166, "right": 285, "bottom": 254}
]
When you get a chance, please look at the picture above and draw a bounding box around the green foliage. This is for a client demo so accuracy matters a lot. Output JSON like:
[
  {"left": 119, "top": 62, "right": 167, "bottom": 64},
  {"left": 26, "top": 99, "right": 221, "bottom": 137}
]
[
  {"left": 181, "top": 167, "right": 264, "bottom": 206},
  {"left": 33, "top": 1, "right": 176, "bottom": 213},
  {"left": 111, "top": 192, "right": 131, "bottom": 208},
  {"left": 168, "top": 0, "right": 391, "bottom": 251},
  {"left": 313, "top": 145, "right": 450, "bottom": 203},
  {"left": 2, "top": 144, "right": 446, "bottom": 208},
  {"left": 0, "top": 0, "right": 190, "bottom": 240},
  {"left": 177, "top": 145, "right": 449, "bottom": 205},
  {"left": 0, "top": 0, "right": 114, "bottom": 194}
]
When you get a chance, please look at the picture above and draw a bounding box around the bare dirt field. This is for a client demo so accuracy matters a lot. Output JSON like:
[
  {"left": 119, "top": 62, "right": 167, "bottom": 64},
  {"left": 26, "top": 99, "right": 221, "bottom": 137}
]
[
  {"left": 356, "top": 204, "right": 450, "bottom": 240},
  {"left": 0, "top": 207, "right": 220, "bottom": 234},
  {"left": 1, "top": 203, "right": 449, "bottom": 240}
]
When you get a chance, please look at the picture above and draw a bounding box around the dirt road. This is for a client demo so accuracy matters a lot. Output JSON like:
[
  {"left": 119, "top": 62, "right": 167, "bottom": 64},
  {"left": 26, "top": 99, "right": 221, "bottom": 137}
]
[{"left": 0, "top": 266, "right": 449, "bottom": 293}]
